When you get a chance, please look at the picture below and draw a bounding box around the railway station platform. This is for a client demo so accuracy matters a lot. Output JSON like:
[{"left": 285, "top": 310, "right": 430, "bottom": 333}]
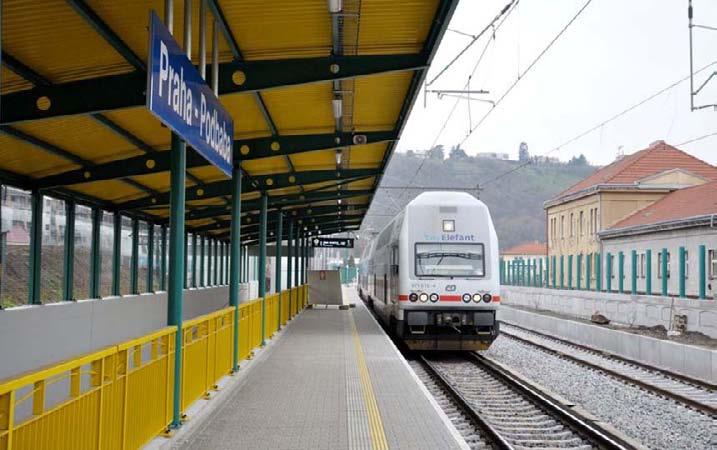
[{"left": 164, "top": 286, "right": 466, "bottom": 450}]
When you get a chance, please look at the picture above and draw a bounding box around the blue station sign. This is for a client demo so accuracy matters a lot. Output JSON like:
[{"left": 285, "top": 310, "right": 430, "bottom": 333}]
[{"left": 146, "top": 11, "right": 233, "bottom": 176}]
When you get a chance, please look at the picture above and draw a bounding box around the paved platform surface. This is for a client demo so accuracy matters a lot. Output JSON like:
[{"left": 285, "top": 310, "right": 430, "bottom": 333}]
[{"left": 177, "top": 286, "right": 465, "bottom": 450}]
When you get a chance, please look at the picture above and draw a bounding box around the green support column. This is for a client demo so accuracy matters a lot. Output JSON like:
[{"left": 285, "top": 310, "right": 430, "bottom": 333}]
[
  {"left": 618, "top": 251, "right": 625, "bottom": 294},
  {"left": 191, "top": 233, "right": 197, "bottom": 288},
  {"left": 199, "top": 236, "right": 205, "bottom": 287},
  {"left": 533, "top": 259, "right": 538, "bottom": 286},
  {"left": 679, "top": 246, "right": 686, "bottom": 298},
  {"left": 160, "top": 225, "right": 167, "bottom": 291},
  {"left": 303, "top": 236, "right": 308, "bottom": 284},
  {"left": 595, "top": 253, "right": 602, "bottom": 292},
  {"left": 539, "top": 258, "right": 544, "bottom": 287},
  {"left": 167, "top": 132, "right": 186, "bottom": 430},
  {"left": 90, "top": 208, "right": 102, "bottom": 299},
  {"left": 275, "top": 211, "right": 283, "bottom": 329},
  {"left": 183, "top": 232, "right": 189, "bottom": 289},
  {"left": 661, "top": 248, "right": 668, "bottom": 296},
  {"left": 63, "top": 201, "right": 75, "bottom": 301},
  {"left": 645, "top": 249, "right": 652, "bottom": 295},
  {"left": 499, "top": 257, "right": 504, "bottom": 284},
  {"left": 526, "top": 259, "right": 531, "bottom": 287},
  {"left": 698, "top": 245, "right": 706, "bottom": 299},
  {"left": 131, "top": 218, "right": 139, "bottom": 295},
  {"left": 112, "top": 214, "right": 122, "bottom": 296},
  {"left": 207, "top": 238, "right": 213, "bottom": 285},
  {"left": 294, "top": 232, "right": 300, "bottom": 286},
  {"left": 287, "top": 220, "right": 294, "bottom": 311},
  {"left": 606, "top": 252, "right": 612, "bottom": 292},
  {"left": 219, "top": 241, "right": 224, "bottom": 285},
  {"left": 259, "top": 193, "right": 268, "bottom": 345},
  {"left": 28, "top": 191, "right": 43, "bottom": 304},
  {"left": 147, "top": 223, "right": 154, "bottom": 292},
  {"left": 568, "top": 255, "right": 574, "bottom": 289},
  {"left": 576, "top": 254, "right": 582, "bottom": 290},
  {"left": 225, "top": 242, "right": 230, "bottom": 284},
  {"left": 631, "top": 250, "right": 637, "bottom": 295},
  {"left": 229, "top": 165, "right": 242, "bottom": 371},
  {"left": 214, "top": 239, "right": 219, "bottom": 285},
  {"left": 559, "top": 255, "right": 564, "bottom": 289},
  {"left": 586, "top": 253, "right": 592, "bottom": 291},
  {"left": 551, "top": 256, "right": 557, "bottom": 288}
]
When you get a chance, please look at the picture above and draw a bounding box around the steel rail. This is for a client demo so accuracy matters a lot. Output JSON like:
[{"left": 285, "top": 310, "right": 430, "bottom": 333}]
[{"left": 499, "top": 323, "right": 716, "bottom": 416}]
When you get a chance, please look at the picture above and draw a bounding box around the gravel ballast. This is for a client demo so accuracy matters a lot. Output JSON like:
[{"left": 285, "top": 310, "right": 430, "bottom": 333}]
[{"left": 485, "top": 336, "right": 715, "bottom": 450}]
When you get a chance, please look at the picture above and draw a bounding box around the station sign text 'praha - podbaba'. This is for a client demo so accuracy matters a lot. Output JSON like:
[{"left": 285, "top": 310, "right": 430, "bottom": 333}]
[{"left": 146, "top": 11, "right": 233, "bottom": 176}]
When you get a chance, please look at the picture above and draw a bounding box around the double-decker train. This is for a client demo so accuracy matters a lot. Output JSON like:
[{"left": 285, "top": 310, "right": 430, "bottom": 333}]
[{"left": 358, "top": 191, "right": 500, "bottom": 351}]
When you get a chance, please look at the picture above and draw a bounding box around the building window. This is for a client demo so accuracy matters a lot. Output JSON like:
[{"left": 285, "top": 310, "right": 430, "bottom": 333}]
[
  {"left": 579, "top": 211, "right": 584, "bottom": 237},
  {"left": 570, "top": 213, "right": 574, "bottom": 237},
  {"left": 560, "top": 215, "right": 565, "bottom": 239},
  {"left": 658, "top": 252, "right": 671, "bottom": 279},
  {"left": 709, "top": 250, "right": 717, "bottom": 279},
  {"left": 639, "top": 253, "right": 646, "bottom": 278}
]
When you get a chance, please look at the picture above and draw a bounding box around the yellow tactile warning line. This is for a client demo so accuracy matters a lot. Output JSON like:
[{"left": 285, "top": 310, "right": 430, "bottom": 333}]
[{"left": 350, "top": 310, "right": 389, "bottom": 450}]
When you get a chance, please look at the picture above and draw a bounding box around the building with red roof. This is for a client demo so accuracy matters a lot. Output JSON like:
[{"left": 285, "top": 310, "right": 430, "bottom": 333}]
[
  {"left": 501, "top": 241, "right": 547, "bottom": 263},
  {"left": 599, "top": 181, "right": 717, "bottom": 298},
  {"left": 544, "top": 141, "right": 717, "bottom": 288}
]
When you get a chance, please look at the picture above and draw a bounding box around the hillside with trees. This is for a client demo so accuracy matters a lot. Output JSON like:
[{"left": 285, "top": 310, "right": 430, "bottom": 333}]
[{"left": 362, "top": 146, "right": 596, "bottom": 251}]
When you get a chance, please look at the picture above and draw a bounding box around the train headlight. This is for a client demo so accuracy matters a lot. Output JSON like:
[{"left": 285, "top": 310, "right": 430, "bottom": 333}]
[
  {"left": 483, "top": 293, "right": 492, "bottom": 303},
  {"left": 429, "top": 293, "right": 439, "bottom": 303},
  {"left": 409, "top": 293, "right": 418, "bottom": 302},
  {"left": 419, "top": 293, "right": 429, "bottom": 302},
  {"left": 462, "top": 293, "right": 471, "bottom": 303},
  {"left": 472, "top": 293, "right": 482, "bottom": 303}
]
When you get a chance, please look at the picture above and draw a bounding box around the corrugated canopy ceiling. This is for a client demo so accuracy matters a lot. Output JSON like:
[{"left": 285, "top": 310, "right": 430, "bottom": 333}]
[{"left": 0, "top": 0, "right": 456, "bottom": 242}]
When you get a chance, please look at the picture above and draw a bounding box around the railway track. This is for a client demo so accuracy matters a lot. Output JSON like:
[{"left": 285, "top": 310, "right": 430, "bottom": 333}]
[
  {"left": 499, "top": 322, "right": 717, "bottom": 416},
  {"left": 415, "top": 353, "right": 636, "bottom": 450}
]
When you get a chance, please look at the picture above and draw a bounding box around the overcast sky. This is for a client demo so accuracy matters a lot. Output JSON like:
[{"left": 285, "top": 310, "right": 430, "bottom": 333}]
[{"left": 395, "top": 0, "right": 717, "bottom": 166}]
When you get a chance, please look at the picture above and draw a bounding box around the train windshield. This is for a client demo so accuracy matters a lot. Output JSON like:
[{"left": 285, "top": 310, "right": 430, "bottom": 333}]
[{"left": 415, "top": 243, "right": 485, "bottom": 277}]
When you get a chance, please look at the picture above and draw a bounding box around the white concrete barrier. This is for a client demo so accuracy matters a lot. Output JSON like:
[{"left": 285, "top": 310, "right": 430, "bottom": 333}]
[
  {"left": 501, "top": 286, "right": 717, "bottom": 338},
  {"left": 498, "top": 306, "right": 716, "bottom": 383},
  {"left": 0, "top": 286, "right": 229, "bottom": 381}
]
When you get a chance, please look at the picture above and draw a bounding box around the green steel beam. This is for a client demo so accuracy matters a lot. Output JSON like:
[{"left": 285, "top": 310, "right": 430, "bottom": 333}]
[
  {"left": 65, "top": 0, "right": 145, "bottom": 71},
  {"left": 294, "top": 231, "right": 300, "bottom": 286},
  {"left": 191, "top": 233, "right": 198, "bottom": 288},
  {"left": 28, "top": 190, "right": 43, "bottom": 304},
  {"left": 661, "top": 248, "right": 668, "bottom": 296},
  {"left": 167, "top": 132, "right": 187, "bottom": 429},
  {"left": 229, "top": 167, "right": 242, "bottom": 370},
  {"left": 118, "top": 169, "right": 379, "bottom": 211},
  {"left": 112, "top": 214, "right": 121, "bottom": 296},
  {"left": 63, "top": 201, "right": 75, "bottom": 301},
  {"left": 199, "top": 236, "right": 205, "bottom": 287},
  {"left": 90, "top": 207, "right": 102, "bottom": 299},
  {"left": 259, "top": 193, "right": 268, "bottom": 344},
  {"left": 160, "top": 225, "right": 167, "bottom": 291},
  {"left": 1, "top": 54, "right": 426, "bottom": 124},
  {"left": 645, "top": 249, "right": 652, "bottom": 295},
  {"left": 586, "top": 253, "right": 591, "bottom": 291},
  {"left": 131, "top": 218, "right": 139, "bottom": 294},
  {"left": 679, "top": 246, "right": 686, "bottom": 298},
  {"left": 147, "top": 224, "right": 154, "bottom": 291},
  {"left": 186, "top": 188, "right": 372, "bottom": 222},
  {"left": 275, "top": 211, "right": 283, "bottom": 329},
  {"left": 631, "top": 250, "right": 637, "bottom": 295},
  {"left": 698, "top": 245, "right": 706, "bottom": 299},
  {"left": 595, "top": 253, "right": 601, "bottom": 292}
]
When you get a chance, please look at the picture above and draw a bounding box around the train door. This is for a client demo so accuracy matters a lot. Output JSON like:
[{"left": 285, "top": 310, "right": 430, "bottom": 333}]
[{"left": 389, "top": 245, "right": 399, "bottom": 304}]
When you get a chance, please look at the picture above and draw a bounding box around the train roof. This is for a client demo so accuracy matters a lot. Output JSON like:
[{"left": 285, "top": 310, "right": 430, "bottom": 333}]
[{"left": 407, "top": 191, "right": 483, "bottom": 207}]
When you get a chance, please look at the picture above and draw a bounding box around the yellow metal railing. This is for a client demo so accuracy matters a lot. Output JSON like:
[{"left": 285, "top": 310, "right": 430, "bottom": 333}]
[{"left": 0, "top": 286, "right": 310, "bottom": 450}]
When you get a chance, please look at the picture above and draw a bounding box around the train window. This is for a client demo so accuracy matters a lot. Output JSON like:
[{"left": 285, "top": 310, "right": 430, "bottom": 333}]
[{"left": 414, "top": 243, "right": 485, "bottom": 277}]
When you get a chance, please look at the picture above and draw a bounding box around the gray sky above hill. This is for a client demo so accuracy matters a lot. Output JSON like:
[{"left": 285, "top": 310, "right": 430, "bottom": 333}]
[{"left": 396, "top": 0, "right": 717, "bottom": 166}]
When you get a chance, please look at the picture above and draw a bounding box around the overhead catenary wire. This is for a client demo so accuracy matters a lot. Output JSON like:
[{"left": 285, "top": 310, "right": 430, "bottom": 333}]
[
  {"left": 460, "top": 0, "right": 595, "bottom": 146},
  {"left": 476, "top": 58, "right": 717, "bottom": 188}
]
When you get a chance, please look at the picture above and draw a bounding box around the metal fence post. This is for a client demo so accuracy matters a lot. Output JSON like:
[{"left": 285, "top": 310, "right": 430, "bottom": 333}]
[
  {"left": 618, "top": 251, "right": 624, "bottom": 294},
  {"left": 90, "top": 208, "right": 102, "bottom": 299},
  {"left": 606, "top": 252, "right": 612, "bottom": 292},
  {"left": 229, "top": 166, "right": 242, "bottom": 370},
  {"left": 63, "top": 201, "right": 76, "bottom": 301},
  {"left": 28, "top": 190, "right": 43, "bottom": 304},
  {"left": 559, "top": 255, "right": 564, "bottom": 289},
  {"left": 595, "top": 252, "right": 601, "bottom": 292},
  {"left": 586, "top": 253, "right": 592, "bottom": 291},
  {"left": 661, "top": 248, "right": 668, "bottom": 296},
  {"left": 147, "top": 223, "right": 154, "bottom": 291},
  {"left": 112, "top": 214, "right": 121, "bottom": 296},
  {"left": 645, "top": 249, "right": 652, "bottom": 295},
  {"left": 131, "top": 218, "right": 139, "bottom": 294},
  {"left": 630, "top": 250, "right": 637, "bottom": 295},
  {"left": 679, "top": 246, "right": 686, "bottom": 298},
  {"left": 698, "top": 245, "right": 706, "bottom": 299},
  {"left": 568, "top": 255, "right": 574, "bottom": 289},
  {"left": 191, "top": 233, "right": 197, "bottom": 288}
]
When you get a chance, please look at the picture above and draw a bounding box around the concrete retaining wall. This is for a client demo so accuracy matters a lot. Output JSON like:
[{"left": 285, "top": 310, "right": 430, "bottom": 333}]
[
  {"left": 0, "top": 286, "right": 229, "bottom": 381},
  {"left": 498, "top": 306, "right": 716, "bottom": 383},
  {"left": 501, "top": 286, "right": 717, "bottom": 338}
]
